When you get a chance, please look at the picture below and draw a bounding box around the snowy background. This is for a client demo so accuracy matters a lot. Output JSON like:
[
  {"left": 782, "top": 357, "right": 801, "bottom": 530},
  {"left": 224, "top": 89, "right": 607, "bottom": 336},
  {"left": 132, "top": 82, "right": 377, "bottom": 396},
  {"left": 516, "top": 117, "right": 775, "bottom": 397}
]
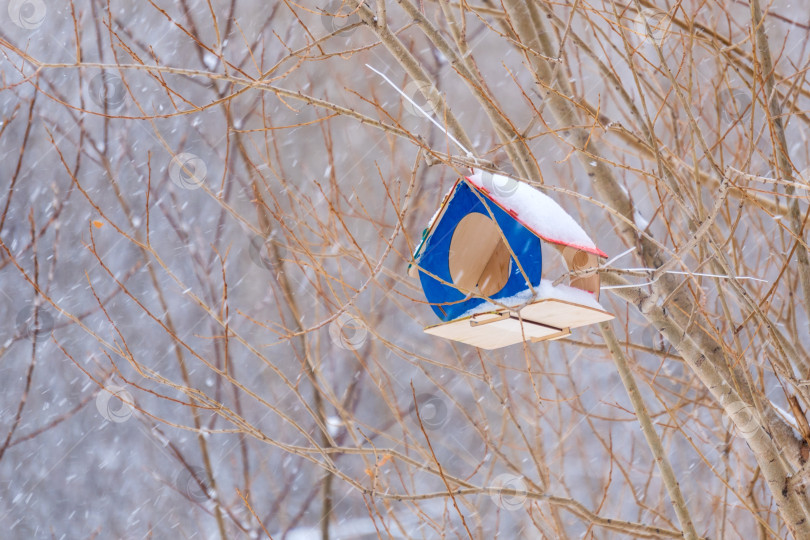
[{"left": 1, "top": 0, "right": 809, "bottom": 538}]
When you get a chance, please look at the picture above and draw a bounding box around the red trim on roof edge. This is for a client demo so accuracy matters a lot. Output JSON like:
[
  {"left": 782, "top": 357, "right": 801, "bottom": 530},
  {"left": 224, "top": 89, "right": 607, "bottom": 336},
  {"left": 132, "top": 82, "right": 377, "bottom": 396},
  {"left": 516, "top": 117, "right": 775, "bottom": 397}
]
[{"left": 464, "top": 176, "right": 608, "bottom": 258}]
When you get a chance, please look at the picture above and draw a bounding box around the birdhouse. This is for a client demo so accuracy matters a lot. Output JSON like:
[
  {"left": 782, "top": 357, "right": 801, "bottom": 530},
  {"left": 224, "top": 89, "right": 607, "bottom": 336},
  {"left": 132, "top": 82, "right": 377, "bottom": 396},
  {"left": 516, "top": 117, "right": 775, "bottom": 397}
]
[{"left": 408, "top": 170, "right": 614, "bottom": 349}]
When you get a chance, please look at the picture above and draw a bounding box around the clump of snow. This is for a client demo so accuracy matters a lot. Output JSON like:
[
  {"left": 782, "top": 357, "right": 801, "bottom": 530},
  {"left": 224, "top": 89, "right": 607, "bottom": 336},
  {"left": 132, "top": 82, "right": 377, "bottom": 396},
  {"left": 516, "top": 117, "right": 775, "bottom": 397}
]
[
  {"left": 534, "top": 279, "right": 605, "bottom": 309},
  {"left": 459, "top": 279, "right": 605, "bottom": 318},
  {"left": 203, "top": 52, "right": 219, "bottom": 70},
  {"left": 633, "top": 210, "right": 649, "bottom": 230},
  {"left": 466, "top": 170, "right": 604, "bottom": 256},
  {"left": 326, "top": 416, "right": 343, "bottom": 437}
]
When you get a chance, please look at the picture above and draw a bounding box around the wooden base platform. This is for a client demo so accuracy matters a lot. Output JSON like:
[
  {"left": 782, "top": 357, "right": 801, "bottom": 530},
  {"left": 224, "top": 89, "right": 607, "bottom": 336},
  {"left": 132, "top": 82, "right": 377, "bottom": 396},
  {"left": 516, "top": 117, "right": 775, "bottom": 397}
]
[{"left": 423, "top": 298, "right": 614, "bottom": 349}]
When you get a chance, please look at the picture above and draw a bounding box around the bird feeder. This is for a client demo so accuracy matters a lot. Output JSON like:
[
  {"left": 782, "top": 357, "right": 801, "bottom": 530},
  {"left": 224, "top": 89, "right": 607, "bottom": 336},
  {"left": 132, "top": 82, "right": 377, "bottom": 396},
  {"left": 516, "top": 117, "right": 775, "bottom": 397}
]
[{"left": 408, "top": 170, "right": 614, "bottom": 349}]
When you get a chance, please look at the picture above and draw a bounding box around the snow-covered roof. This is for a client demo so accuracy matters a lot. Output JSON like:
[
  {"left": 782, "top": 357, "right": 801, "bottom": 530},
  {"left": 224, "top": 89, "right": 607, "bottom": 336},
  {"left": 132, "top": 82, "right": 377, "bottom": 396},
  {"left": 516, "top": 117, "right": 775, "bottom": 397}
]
[
  {"left": 465, "top": 170, "right": 606, "bottom": 257},
  {"left": 408, "top": 170, "right": 607, "bottom": 277}
]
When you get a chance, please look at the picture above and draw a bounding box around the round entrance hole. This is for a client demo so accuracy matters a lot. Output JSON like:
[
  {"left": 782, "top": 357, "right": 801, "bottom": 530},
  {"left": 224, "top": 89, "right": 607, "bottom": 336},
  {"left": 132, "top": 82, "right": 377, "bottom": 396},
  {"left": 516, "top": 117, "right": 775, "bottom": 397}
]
[{"left": 448, "top": 212, "right": 511, "bottom": 297}]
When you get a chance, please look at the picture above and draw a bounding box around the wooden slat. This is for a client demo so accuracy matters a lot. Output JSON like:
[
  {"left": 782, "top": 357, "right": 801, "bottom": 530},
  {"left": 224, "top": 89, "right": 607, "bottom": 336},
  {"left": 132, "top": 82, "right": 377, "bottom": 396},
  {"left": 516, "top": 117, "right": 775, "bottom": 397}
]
[
  {"left": 423, "top": 298, "right": 613, "bottom": 349},
  {"left": 448, "top": 212, "right": 507, "bottom": 295},
  {"left": 520, "top": 299, "right": 613, "bottom": 327},
  {"left": 424, "top": 315, "right": 562, "bottom": 349}
]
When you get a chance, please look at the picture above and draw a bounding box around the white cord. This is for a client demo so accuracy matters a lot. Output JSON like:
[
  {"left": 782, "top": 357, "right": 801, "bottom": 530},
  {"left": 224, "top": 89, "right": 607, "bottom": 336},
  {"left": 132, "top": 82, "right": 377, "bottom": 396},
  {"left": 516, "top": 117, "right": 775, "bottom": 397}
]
[{"left": 365, "top": 64, "right": 473, "bottom": 158}]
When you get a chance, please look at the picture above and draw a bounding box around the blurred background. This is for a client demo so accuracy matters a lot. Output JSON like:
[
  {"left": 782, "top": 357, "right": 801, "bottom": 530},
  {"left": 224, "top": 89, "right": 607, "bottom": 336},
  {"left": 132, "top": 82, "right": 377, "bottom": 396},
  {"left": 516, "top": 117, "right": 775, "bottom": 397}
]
[{"left": 1, "top": 0, "right": 810, "bottom": 538}]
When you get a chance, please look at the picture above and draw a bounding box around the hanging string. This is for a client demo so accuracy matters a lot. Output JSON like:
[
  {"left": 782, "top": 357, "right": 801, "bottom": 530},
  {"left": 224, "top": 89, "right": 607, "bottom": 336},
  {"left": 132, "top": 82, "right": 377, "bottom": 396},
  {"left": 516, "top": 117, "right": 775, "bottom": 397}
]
[{"left": 365, "top": 64, "right": 474, "bottom": 159}]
